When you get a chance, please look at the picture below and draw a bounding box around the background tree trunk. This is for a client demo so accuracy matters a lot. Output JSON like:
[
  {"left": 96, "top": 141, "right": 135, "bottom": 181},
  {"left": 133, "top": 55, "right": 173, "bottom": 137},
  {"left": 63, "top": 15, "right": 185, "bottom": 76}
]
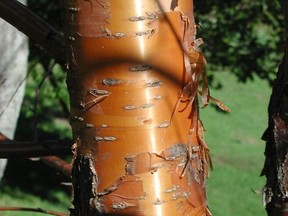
[
  {"left": 261, "top": 1, "right": 288, "bottom": 215},
  {"left": 64, "top": 0, "right": 212, "bottom": 215},
  {"left": 0, "top": 0, "right": 28, "bottom": 181}
]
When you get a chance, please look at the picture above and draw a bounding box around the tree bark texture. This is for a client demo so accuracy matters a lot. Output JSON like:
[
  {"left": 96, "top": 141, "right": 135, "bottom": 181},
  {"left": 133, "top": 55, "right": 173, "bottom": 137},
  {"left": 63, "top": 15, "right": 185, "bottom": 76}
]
[
  {"left": 261, "top": 1, "right": 288, "bottom": 215},
  {"left": 0, "top": 0, "right": 28, "bottom": 181},
  {"left": 64, "top": 0, "right": 214, "bottom": 215}
]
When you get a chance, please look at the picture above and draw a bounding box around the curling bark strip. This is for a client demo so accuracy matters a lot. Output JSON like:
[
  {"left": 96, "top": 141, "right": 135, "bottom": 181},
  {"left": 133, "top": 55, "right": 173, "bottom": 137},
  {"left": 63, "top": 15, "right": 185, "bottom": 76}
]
[{"left": 64, "top": 0, "right": 220, "bottom": 215}]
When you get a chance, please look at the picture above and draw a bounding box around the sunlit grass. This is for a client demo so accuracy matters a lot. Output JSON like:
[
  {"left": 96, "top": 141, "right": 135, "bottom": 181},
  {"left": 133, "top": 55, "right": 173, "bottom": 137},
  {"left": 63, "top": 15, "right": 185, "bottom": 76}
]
[
  {"left": 202, "top": 71, "right": 271, "bottom": 216},
  {"left": 0, "top": 186, "right": 70, "bottom": 216}
]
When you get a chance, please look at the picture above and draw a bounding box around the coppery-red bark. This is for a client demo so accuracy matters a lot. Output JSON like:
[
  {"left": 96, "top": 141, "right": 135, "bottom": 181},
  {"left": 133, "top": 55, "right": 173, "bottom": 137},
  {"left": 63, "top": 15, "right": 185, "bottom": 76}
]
[{"left": 64, "top": 1, "right": 226, "bottom": 215}]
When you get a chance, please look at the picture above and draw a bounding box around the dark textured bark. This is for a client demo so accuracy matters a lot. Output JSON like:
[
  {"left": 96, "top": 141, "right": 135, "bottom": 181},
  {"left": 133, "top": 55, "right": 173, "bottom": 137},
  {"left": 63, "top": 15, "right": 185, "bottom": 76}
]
[
  {"left": 261, "top": 1, "right": 288, "bottom": 215},
  {"left": 70, "top": 156, "right": 98, "bottom": 216},
  {"left": 262, "top": 54, "right": 288, "bottom": 215}
]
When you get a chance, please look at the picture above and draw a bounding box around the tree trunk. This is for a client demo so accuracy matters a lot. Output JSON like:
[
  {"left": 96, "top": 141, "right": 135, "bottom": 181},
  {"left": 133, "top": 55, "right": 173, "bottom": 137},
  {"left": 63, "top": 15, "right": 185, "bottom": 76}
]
[
  {"left": 64, "top": 0, "right": 212, "bottom": 215},
  {"left": 0, "top": 0, "right": 28, "bottom": 181},
  {"left": 261, "top": 1, "right": 288, "bottom": 215}
]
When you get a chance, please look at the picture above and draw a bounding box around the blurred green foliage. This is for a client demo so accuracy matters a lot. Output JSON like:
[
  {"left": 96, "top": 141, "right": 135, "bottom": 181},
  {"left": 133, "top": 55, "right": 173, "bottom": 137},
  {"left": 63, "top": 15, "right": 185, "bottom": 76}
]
[
  {"left": 195, "top": 1, "right": 284, "bottom": 84},
  {"left": 15, "top": 61, "right": 71, "bottom": 140}
]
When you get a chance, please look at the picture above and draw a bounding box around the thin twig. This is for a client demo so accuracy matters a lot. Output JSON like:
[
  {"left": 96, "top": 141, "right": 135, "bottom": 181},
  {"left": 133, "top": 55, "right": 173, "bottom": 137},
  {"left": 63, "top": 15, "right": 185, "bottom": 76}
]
[
  {"left": 0, "top": 61, "right": 37, "bottom": 119},
  {"left": 0, "top": 206, "right": 68, "bottom": 216},
  {"left": 32, "top": 63, "right": 56, "bottom": 141},
  {"left": 44, "top": 62, "right": 70, "bottom": 119}
]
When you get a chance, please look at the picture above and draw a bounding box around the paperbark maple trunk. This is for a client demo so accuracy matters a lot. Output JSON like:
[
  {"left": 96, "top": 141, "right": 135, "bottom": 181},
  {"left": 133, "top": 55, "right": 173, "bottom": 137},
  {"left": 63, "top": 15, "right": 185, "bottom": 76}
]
[
  {"left": 64, "top": 0, "right": 212, "bottom": 215},
  {"left": 261, "top": 1, "right": 288, "bottom": 215}
]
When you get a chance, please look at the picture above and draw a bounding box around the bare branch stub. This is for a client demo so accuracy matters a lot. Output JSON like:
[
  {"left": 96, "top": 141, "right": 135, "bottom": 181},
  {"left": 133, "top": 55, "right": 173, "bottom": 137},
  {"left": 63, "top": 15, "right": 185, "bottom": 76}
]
[{"left": 0, "top": 134, "right": 72, "bottom": 158}]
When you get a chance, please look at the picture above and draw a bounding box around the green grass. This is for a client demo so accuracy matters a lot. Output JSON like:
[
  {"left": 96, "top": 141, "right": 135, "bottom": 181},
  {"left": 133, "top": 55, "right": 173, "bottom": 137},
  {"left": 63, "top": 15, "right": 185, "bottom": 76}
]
[
  {"left": 0, "top": 71, "right": 271, "bottom": 216},
  {"left": 0, "top": 186, "right": 70, "bottom": 216},
  {"left": 202, "top": 71, "right": 271, "bottom": 216},
  {"left": 0, "top": 159, "right": 71, "bottom": 216}
]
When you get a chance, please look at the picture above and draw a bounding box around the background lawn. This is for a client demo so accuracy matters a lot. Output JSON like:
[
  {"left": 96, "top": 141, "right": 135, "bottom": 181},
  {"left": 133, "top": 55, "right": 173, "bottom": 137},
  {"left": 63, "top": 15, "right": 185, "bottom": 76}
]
[{"left": 202, "top": 71, "right": 271, "bottom": 216}]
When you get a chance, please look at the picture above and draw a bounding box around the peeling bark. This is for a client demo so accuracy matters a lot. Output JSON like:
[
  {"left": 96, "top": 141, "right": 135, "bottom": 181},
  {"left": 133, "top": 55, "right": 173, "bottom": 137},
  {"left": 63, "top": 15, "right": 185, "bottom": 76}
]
[
  {"left": 64, "top": 0, "right": 221, "bottom": 215},
  {"left": 71, "top": 156, "right": 99, "bottom": 216},
  {"left": 0, "top": 0, "right": 229, "bottom": 215}
]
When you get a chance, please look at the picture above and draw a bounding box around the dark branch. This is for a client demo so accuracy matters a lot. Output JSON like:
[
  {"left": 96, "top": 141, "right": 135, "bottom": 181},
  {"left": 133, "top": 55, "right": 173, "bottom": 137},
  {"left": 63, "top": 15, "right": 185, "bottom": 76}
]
[
  {"left": 0, "top": 133, "right": 72, "bottom": 158},
  {"left": 0, "top": 206, "right": 68, "bottom": 216},
  {"left": 0, "top": 0, "right": 67, "bottom": 66},
  {"left": 41, "top": 156, "right": 72, "bottom": 177}
]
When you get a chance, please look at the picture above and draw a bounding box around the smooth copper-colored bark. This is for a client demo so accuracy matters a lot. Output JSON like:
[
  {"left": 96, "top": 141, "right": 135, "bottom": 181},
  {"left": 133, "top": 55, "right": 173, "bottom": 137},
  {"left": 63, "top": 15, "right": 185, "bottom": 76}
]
[{"left": 64, "top": 0, "right": 212, "bottom": 215}]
